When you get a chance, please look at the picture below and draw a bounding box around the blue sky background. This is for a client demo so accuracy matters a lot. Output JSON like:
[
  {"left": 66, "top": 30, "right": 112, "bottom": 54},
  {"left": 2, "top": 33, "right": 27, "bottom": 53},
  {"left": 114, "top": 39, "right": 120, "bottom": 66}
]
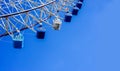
[{"left": 0, "top": 0, "right": 120, "bottom": 71}]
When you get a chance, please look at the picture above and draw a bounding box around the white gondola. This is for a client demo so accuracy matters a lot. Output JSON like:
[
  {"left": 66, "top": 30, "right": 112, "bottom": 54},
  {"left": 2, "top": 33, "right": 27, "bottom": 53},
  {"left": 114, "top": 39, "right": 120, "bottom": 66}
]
[{"left": 53, "top": 18, "right": 62, "bottom": 30}]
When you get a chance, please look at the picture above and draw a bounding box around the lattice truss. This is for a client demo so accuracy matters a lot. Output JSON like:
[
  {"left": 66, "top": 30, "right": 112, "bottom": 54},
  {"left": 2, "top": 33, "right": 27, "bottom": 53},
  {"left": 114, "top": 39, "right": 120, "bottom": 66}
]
[{"left": 0, "top": 0, "right": 83, "bottom": 48}]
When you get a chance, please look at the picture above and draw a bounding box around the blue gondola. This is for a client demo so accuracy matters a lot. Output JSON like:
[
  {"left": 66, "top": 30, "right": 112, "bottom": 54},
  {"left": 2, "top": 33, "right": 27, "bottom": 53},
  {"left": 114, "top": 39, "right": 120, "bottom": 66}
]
[
  {"left": 76, "top": 1, "right": 82, "bottom": 9},
  {"left": 72, "top": 6, "right": 79, "bottom": 15},
  {"left": 79, "top": 0, "right": 83, "bottom": 2},
  {"left": 13, "top": 34, "right": 24, "bottom": 49},
  {"left": 64, "top": 12, "right": 72, "bottom": 22},
  {"left": 36, "top": 27, "right": 46, "bottom": 39}
]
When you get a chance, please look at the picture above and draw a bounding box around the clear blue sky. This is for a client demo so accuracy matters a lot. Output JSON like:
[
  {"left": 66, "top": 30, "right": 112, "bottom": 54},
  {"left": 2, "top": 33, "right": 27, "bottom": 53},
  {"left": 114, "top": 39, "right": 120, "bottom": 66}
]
[{"left": 0, "top": 0, "right": 120, "bottom": 71}]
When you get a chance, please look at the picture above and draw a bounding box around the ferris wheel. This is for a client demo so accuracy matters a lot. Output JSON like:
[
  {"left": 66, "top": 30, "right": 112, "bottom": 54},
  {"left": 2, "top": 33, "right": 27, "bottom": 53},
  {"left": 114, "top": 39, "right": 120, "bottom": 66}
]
[{"left": 0, "top": 0, "right": 84, "bottom": 48}]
